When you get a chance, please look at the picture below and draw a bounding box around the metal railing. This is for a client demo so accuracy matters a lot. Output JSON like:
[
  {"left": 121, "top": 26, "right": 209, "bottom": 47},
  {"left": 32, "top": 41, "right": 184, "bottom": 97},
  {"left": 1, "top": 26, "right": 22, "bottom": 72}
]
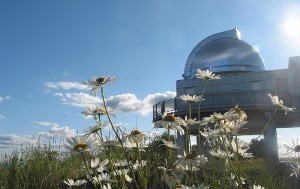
[{"left": 153, "top": 90, "right": 280, "bottom": 121}]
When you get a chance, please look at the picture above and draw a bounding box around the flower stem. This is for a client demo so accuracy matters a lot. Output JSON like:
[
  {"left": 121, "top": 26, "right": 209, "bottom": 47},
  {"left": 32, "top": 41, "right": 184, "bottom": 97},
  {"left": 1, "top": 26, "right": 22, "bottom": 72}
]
[
  {"left": 167, "top": 125, "right": 172, "bottom": 167},
  {"left": 100, "top": 86, "right": 139, "bottom": 189},
  {"left": 198, "top": 80, "right": 208, "bottom": 121},
  {"left": 255, "top": 109, "right": 278, "bottom": 140},
  {"left": 79, "top": 152, "right": 95, "bottom": 186},
  {"left": 220, "top": 135, "right": 242, "bottom": 189},
  {"left": 101, "top": 86, "right": 124, "bottom": 148}
]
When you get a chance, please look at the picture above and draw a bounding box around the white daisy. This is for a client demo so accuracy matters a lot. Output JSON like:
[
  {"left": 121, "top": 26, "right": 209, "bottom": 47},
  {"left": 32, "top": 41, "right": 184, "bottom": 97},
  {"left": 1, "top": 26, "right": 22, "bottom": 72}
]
[
  {"left": 132, "top": 160, "right": 147, "bottom": 171},
  {"left": 199, "top": 128, "right": 220, "bottom": 144},
  {"left": 114, "top": 159, "right": 130, "bottom": 167},
  {"left": 160, "top": 139, "right": 180, "bottom": 149},
  {"left": 83, "top": 76, "right": 118, "bottom": 96},
  {"left": 224, "top": 105, "right": 247, "bottom": 122},
  {"left": 124, "top": 129, "right": 145, "bottom": 143},
  {"left": 179, "top": 116, "right": 199, "bottom": 127},
  {"left": 113, "top": 169, "right": 132, "bottom": 182},
  {"left": 180, "top": 94, "right": 204, "bottom": 103},
  {"left": 220, "top": 120, "right": 247, "bottom": 135},
  {"left": 96, "top": 159, "right": 109, "bottom": 173},
  {"left": 209, "top": 148, "right": 231, "bottom": 159},
  {"left": 84, "top": 122, "right": 108, "bottom": 137},
  {"left": 196, "top": 69, "right": 221, "bottom": 80},
  {"left": 98, "top": 138, "right": 124, "bottom": 147},
  {"left": 81, "top": 106, "right": 115, "bottom": 121},
  {"left": 267, "top": 93, "right": 296, "bottom": 115},
  {"left": 253, "top": 185, "right": 265, "bottom": 189},
  {"left": 100, "top": 183, "right": 112, "bottom": 189},
  {"left": 124, "top": 140, "right": 148, "bottom": 150},
  {"left": 64, "top": 136, "right": 95, "bottom": 153},
  {"left": 153, "top": 112, "right": 185, "bottom": 135},
  {"left": 290, "top": 161, "right": 300, "bottom": 177},
  {"left": 179, "top": 184, "right": 209, "bottom": 189},
  {"left": 228, "top": 140, "right": 253, "bottom": 159},
  {"left": 175, "top": 151, "right": 207, "bottom": 171},
  {"left": 92, "top": 173, "right": 114, "bottom": 184},
  {"left": 63, "top": 179, "right": 87, "bottom": 188},
  {"left": 199, "top": 112, "right": 227, "bottom": 126},
  {"left": 283, "top": 139, "right": 300, "bottom": 157},
  {"left": 158, "top": 167, "right": 180, "bottom": 189},
  {"left": 90, "top": 158, "right": 100, "bottom": 169}
]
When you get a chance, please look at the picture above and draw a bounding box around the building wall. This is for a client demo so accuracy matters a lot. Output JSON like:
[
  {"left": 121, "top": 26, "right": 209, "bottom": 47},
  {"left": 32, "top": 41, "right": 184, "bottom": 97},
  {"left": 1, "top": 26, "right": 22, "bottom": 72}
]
[{"left": 176, "top": 68, "right": 294, "bottom": 109}]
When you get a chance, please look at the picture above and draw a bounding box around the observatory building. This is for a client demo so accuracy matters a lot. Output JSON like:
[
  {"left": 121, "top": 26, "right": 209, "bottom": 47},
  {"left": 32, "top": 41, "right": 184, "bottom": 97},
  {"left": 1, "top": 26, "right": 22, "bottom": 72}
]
[{"left": 153, "top": 28, "right": 300, "bottom": 161}]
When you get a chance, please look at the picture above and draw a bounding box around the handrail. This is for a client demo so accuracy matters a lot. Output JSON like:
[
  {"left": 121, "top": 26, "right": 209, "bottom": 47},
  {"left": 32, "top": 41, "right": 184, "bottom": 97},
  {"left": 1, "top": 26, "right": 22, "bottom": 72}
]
[{"left": 153, "top": 90, "right": 282, "bottom": 121}]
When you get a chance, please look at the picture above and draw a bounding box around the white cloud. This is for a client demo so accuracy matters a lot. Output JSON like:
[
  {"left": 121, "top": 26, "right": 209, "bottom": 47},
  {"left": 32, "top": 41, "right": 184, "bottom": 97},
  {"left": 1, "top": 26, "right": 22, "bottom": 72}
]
[
  {"left": 53, "top": 91, "right": 176, "bottom": 116},
  {"left": 38, "top": 125, "right": 76, "bottom": 138},
  {"left": 54, "top": 93, "right": 64, "bottom": 97},
  {"left": 54, "top": 92, "right": 101, "bottom": 107},
  {"left": 0, "top": 96, "right": 11, "bottom": 103},
  {"left": 0, "top": 126, "right": 75, "bottom": 149},
  {"left": 37, "top": 121, "right": 59, "bottom": 127},
  {"left": 0, "top": 134, "right": 37, "bottom": 148},
  {"left": 105, "top": 91, "right": 176, "bottom": 116},
  {"left": 0, "top": 115, "right": 5, "bottom": 119},
  {"left": 0, "top": 122, "right": 77, "bottom": 149},
  {"left": 46, "top": 81, "right": 88, "bottom": 90}
]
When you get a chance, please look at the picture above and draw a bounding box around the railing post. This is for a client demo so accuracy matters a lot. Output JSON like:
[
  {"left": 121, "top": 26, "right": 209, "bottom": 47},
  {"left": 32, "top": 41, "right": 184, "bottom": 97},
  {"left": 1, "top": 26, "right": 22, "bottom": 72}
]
[{"left": 174, "top": 98, "right": 177, "bottom": 113}]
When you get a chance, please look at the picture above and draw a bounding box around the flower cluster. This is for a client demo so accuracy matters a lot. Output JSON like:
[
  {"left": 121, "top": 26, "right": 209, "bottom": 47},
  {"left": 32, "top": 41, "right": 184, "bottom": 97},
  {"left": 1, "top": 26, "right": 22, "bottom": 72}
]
[
  {"left": 61, "top": 73, "right": 292, "bottom": 189},
  {"left": 199, "top": 105, "right": 248, "bottom": 142}
]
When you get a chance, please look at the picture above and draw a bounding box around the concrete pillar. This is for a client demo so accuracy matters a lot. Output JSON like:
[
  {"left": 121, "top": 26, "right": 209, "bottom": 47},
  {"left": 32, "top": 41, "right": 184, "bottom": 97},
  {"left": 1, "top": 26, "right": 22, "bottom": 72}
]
[
  {"left": 196, "top": 135, "right": 201, "bottom": 153},
  {"left": 196, "top": 134, "right": 206, "bottom": 154},
  {"left": 176, "top": 132, "right": 186, "bottom": 155},
  {"left": 263, "top": 125, "right": 279, "bottom": 165}
]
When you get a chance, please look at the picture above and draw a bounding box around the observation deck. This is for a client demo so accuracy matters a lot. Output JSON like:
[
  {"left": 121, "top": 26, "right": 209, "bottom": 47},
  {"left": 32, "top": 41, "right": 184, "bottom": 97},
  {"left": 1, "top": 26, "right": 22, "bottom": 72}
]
[
  {"left": 152, "top": 27, "right": 300, "bottom": 166},
  {"left": 153, "top": 64, "right": 300, "bottom": 135}
]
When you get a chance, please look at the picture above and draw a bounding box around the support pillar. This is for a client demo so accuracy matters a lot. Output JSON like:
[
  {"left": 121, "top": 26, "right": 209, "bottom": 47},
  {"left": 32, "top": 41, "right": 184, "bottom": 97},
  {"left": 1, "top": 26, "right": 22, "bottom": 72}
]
[
  {"left": 263, "top": 125, "right": 279, "bottom": 166},
  {"left": 177, "top": 132, "right": 186, "bottom": 155},
  {"left": 196, "top": 135, "right": 201, "bottom": 153},
  {"left": 196, "top": 134, "right": 206, "bottom": 154}
]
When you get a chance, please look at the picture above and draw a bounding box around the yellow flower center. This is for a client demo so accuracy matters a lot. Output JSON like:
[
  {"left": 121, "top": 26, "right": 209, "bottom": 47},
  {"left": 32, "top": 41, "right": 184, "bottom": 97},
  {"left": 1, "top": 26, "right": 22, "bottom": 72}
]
[
  {"left": 98, "top": 108, "right": 106, "bottom": 113},
  {"left": 163, "top": 114, "right": 176, "bottom": 122},
  {"left": 73, "top": 143, "right": 88, "bottom": 151},
  {"left": 294, "top": 145, "right": 300, "bottom": 152},
  {"left": 130, "top": 129, "right": 142, "bottom": 135},
  {"left": 96, "top": 77, "right": 106, "bottom": 84}
]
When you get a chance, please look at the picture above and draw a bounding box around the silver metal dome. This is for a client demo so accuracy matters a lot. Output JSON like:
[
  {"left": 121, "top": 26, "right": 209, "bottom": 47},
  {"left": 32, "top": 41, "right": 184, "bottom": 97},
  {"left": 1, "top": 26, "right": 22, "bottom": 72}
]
[{"left": 183, "top": 28, "right": 265, "bottom": 79}]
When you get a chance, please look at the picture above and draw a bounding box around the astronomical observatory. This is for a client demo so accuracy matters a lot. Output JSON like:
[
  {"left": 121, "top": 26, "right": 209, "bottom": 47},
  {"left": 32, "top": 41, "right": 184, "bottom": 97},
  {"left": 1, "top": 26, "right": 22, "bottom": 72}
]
[{"left": 152, "top": 28, "right": 300, "bottom": 161}]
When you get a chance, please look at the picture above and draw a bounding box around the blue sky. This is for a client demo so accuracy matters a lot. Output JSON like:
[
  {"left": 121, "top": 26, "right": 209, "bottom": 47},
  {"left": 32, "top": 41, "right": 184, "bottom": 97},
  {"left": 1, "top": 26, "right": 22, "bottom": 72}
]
[{"left": 0, "top": 0, "right": 300, "bottom": 154}]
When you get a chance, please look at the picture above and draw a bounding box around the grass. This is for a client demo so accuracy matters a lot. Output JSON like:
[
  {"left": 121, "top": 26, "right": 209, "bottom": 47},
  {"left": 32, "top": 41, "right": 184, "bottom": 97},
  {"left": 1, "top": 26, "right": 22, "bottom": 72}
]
[
  {"left": 0, "top": 143, "right": 83, "bottom": 189},
  {"left": 0, "top": 140, "right": 293, "bottom": 189},
  {"left": 0, "top": 75, "right": 298, "bottom": 189}
]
